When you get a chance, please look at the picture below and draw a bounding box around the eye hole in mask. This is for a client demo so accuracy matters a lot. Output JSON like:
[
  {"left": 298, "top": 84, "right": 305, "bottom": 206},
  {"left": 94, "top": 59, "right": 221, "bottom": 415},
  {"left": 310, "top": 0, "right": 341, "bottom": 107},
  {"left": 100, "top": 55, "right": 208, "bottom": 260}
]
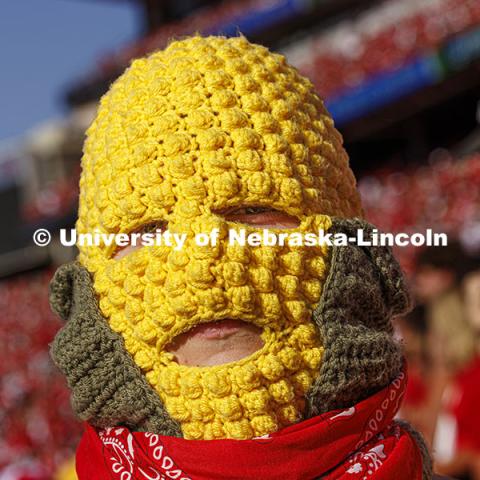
[
  {"left": 111, "top": 207, "right": 298, "bottom": 260},
  {"left": 216, "top": 206, "right": 300, "bottom": 229},
  {"left": 112, "top": 220, "right": 168, "bottom": 260}
]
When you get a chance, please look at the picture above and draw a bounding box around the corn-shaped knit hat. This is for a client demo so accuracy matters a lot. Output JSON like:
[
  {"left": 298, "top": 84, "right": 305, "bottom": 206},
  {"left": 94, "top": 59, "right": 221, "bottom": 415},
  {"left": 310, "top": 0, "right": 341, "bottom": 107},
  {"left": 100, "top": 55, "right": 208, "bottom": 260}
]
[{"left": 50, "top": 36, "right": 408, "bottom": 444}]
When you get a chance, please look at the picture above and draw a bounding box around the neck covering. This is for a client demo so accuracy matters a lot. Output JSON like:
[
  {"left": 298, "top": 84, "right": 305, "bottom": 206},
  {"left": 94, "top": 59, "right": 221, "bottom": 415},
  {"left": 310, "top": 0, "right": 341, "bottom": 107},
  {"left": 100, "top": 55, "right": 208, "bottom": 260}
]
[{"left": 76, "top": 370, "right": 423, "bottom": 480}]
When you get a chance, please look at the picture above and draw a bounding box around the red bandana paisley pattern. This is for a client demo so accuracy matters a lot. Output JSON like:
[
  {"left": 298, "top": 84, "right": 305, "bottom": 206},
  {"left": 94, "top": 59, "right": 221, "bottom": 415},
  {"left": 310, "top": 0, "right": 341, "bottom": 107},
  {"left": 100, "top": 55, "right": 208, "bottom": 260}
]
[{"left": 76, "top": 370, "right": 424, "bottom": 480}]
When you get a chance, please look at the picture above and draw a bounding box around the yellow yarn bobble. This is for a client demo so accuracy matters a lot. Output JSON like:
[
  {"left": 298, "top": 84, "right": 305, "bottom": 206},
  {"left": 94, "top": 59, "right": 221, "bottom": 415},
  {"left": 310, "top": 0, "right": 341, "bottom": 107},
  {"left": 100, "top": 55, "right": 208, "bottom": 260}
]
[{"left": 76, "top": 35, "right": 362, "bottom": 440}]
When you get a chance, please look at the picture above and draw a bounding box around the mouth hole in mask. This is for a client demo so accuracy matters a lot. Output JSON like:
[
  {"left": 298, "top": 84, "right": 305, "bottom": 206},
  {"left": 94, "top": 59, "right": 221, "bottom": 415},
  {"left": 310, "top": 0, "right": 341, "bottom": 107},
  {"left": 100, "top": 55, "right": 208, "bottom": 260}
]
[
  {"left": 111, "top": 220, "right": 168, "bottom": 260},
  {"left": 214, "top": 205, "right": 300, "bottom": 229},
  {"left": 165, "top": 319, "right": 265, "bottom": 367}
]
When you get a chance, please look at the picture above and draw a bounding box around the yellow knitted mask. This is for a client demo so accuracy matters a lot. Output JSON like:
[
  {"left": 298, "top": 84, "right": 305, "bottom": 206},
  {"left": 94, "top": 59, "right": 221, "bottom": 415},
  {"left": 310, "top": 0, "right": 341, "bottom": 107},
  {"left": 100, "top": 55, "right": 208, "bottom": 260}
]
[{"left": 77, "top": 36, "right": 362, "bottom": 440}]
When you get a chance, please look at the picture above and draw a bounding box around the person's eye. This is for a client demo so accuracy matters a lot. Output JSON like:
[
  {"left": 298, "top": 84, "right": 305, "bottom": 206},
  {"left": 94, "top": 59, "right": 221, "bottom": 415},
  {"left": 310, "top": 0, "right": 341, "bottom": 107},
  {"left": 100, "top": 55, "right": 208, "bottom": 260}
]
[
  {"left": 217, "top": 206, "right": 300, "bottom": 229},
  {"left": 112, "top": 220, "right": 167, "bottom": 260},
  {"left": 140, "top": 221, "right": 167, "bottom": 235}
]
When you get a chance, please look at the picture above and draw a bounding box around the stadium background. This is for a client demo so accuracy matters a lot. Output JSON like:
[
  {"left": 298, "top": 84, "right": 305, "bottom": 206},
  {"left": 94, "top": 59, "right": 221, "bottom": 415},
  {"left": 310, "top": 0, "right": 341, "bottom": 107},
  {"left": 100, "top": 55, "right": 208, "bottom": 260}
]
[{"left": 1, "top": 0, "right": 479, "bottom": 478}]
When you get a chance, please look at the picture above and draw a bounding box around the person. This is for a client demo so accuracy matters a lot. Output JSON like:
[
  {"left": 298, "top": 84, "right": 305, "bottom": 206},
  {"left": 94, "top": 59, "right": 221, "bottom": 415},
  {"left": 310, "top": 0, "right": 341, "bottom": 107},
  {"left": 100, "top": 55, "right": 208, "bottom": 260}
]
[
  {"left": 406, "top": 245, "right": 479, "bottom": 479},
  {"left": 49, "top": 35, "right": 443, "bottom": 479},
  {"left": 430, "top": 258, "right": 480, "bottom": 480},
  {"left": 414, "top": 242, "right": 470, "bottom": 304},
  {"left": 396, "top": 306, "right": 430, "bottom": 437}
]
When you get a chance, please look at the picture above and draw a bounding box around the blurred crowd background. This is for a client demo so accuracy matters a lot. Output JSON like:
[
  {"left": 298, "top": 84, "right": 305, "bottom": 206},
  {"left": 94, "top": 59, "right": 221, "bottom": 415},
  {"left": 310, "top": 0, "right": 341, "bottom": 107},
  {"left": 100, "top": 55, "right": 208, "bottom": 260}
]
[{"left": 1, "top": 0, "right": 480, "bottom": 479}]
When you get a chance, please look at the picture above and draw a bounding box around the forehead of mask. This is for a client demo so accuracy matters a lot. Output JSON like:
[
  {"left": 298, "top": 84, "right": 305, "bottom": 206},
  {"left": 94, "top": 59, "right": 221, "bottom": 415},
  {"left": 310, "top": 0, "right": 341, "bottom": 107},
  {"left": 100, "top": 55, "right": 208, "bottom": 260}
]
[{"left": 77, "top": 35, "right": 361, "bottom": 262}]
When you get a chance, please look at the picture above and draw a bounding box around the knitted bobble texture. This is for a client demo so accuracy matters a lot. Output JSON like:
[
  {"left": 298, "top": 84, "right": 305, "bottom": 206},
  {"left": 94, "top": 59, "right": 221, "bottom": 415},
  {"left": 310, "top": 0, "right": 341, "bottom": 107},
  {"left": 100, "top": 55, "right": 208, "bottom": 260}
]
[{"left": 76, "top": 35, "right": 363, "bottom": 440}]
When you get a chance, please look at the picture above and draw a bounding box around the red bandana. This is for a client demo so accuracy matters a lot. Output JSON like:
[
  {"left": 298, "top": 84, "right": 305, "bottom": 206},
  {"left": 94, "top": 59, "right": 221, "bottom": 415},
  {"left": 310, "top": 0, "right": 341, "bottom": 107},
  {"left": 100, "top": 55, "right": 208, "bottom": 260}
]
[{"left": 76, "top": 371, "right": 423, "bottom": 480}]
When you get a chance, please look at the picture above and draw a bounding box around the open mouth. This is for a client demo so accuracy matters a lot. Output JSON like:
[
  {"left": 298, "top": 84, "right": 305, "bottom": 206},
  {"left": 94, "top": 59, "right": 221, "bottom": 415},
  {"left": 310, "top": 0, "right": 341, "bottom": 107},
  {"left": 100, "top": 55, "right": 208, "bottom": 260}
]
[{"left": 165, "top": 319, "right": 265, "bottom": 367}]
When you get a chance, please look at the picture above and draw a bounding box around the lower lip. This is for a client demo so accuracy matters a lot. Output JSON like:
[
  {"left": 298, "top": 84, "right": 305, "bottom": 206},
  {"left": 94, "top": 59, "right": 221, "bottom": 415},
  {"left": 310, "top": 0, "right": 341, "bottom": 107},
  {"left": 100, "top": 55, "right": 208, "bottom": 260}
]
[{"left": 186, "top": 319, "right": 245, "bottom": 340}]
